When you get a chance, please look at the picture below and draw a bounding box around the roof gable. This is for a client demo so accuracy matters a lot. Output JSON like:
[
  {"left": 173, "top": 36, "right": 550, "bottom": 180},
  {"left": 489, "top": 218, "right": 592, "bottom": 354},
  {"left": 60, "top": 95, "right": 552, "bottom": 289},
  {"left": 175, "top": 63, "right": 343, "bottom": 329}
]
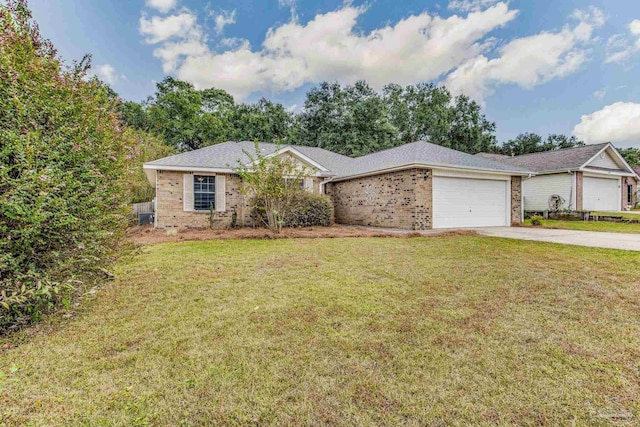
[
  {"left": 487, "top": 143, "right": 607, "bottom": 173},
  {"left": 582, "top": 144, "right": 636, "bottom": 174},
  {"left": 260, "top": 150, "right": 324, "bottom": 173}
]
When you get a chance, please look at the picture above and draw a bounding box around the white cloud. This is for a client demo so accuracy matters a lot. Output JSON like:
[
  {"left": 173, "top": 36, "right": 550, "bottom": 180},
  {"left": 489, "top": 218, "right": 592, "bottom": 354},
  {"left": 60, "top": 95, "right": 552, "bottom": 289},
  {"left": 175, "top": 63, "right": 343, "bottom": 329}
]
[
  {"left": 573, "top": 102, "right": 640, "bottom": 147},
  {"left": 91, "top": 64, "right": 125, "bottom": 86},
  {"left": 145, "top": 0, "right": 177, "bottom": 14},
  {"left": 571, "top": 6, "right": 606, "bottom": 28},
  {"left": 278, "top": 0, "right": 298, "bottom": 20},
  {"left": 154, "top": 39, "right": 209, "bottom": 73},
  {"left": 445, "top": 7, "right": 604, "bottom": 103},
  {"left": 214, "top": 10, "right": 236, "bottom": 35},
  {"left": 630, "top": 19, "right": 640, "bottom": 48},
  {"left": 593, "top": 88, "right": 606, "bottom": 99},
  {"left": 448, "top": 0, "right": 500, "bottom": 13},
  {"left": 604, "top": 19, "right": 640, "bottom": 63},
  {"left": 605, "top": 34, "right": 632, "bottom": 63},
  {"left": 139, "top": 12, "right": 198, "bottom": 44},
  {"left": 143, "top": 3, "right": 517, "bottom": 100}
]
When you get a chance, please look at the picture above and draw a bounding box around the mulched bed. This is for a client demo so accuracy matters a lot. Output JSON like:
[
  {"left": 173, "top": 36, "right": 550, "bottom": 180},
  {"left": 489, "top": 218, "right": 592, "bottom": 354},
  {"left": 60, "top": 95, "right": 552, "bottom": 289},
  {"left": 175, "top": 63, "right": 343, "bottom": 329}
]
[{"left": 127, "top": 224, "right": 474, "bottom": 245}]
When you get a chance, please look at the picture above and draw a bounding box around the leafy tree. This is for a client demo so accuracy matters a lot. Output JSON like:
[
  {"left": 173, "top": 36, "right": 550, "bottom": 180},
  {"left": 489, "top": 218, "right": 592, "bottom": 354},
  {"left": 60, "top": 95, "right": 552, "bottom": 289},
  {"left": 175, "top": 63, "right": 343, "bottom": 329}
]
[
  {"left": 124, "top": 129, "right": 175, "bottom": 203},
  {"left": 497, "top": 133, "right": 584, "bottom": 156},
  {"left": 0, "top": 1, "right": 133, "bottom": 329},
  {"left": 144, "top": 77, "right": 234, "bottom": 151},
  {"left": 619, "top": 147, "right": 640, "bottom": 166},
  {"left": 296, "top": 81, "right": 497, "bottom": 157},
  {"left": 121, "top": 101, "right": 151, "bottom": 131},
  {"left": 447, "top": 94, "right": 497, "bottom": 154},
  {"left": 384, "top": 83, "right": 496, "bottom": 153},
  {"left": 229, "top": 98, "right": 296, "bottom": 142},
  {"left": 546, "top": 134, "right": 585, "bottom": 150},
  {"left": 295, "top": 81, "right": 398, "bottom": 156},
  {"left": 234, "top": 142, "right": 310, "bottom": 233}
]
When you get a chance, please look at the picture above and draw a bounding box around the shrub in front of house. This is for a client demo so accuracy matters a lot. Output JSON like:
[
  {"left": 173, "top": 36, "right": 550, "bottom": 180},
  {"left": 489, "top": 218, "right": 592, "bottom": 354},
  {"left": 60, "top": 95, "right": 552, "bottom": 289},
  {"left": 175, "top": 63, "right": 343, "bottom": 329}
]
[
  {"left": 530, "top": 215, "right": 544, "bottom": 226},
  {"left": 0, "top": 2, "right": 132, "bottom": 332},
  {"left": 285, "top": 193, "right": 334, "bottom": 227},
  {"left": 250, "top": 192, "right": 334, "bottom": 228}
]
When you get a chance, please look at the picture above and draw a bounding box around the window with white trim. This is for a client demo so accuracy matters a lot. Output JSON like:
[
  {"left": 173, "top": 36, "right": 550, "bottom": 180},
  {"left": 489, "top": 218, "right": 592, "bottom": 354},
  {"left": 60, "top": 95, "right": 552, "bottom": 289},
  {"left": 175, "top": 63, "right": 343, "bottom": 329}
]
[
  {"left": 194, "top": 175, "right": 215, "bottom": 211},
  {"left": 283, "top": 177, "right": 304, "bottom": 190}
]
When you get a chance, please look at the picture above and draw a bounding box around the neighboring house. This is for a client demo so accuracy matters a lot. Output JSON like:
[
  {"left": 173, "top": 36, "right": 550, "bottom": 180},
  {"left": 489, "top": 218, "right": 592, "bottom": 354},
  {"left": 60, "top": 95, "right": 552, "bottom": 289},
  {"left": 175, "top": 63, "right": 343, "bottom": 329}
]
[
  {"left": 143, "top": 141, "right": 531, "bottom": 230},
  {"left": 634, "top": 166, "right": 640, "bottom": 207},
  {"left": 477, "top": 143, "right": 638, "bottom": 211}
]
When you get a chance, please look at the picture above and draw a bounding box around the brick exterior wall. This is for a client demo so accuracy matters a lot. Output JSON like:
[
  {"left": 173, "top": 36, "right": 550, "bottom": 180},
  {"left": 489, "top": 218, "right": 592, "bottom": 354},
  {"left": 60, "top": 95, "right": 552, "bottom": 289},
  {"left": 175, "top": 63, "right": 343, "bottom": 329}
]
[
  {"left": 325, "top": 168, "right": 432, "bottom": 230},
  {"left": 155, "top": 171, "right": 252, "bottom": 229},
  {"left": 511, "top": 176, "right": 522, "bottom": 225},
  {"left": 156, "top": 168, "right": 522, "bottom": 230},
  {"left": 622, "top": 176, "right": 639, "bottom": 209},
  {"left": 155, "top": 172, "right": 327, "bottom": 229},
  {"left": 575, "top": 171, "right": 583, "bottom": 211}
]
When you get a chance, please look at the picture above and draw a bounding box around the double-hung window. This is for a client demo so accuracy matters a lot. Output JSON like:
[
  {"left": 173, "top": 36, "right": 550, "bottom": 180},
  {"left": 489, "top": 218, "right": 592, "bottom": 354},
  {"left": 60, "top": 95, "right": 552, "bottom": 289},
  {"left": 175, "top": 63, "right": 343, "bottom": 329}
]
[
  {"left": 194, "top": 175, "right": 215, "bottom": 211},
  {"left": 283, "top": 177, "right": 304, "bottom": 190}
]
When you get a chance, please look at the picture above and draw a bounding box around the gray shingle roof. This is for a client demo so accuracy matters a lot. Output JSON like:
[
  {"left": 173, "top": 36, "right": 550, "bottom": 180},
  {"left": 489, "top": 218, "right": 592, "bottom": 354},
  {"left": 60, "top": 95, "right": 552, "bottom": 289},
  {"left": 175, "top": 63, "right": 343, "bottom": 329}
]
[
  {"left": 144, "top": 140, "right": 532, "bottom": 177},
  {"left": 483, "top": 143, "right": 611, "bottom": 173},
  {"left": 145, "top": 141, "right": 356, "bottom": 176},
  {"left": 343, "top": 141, "right": 531, "bottom": 178},
  {"left": 475, "top": 153, "right": 511, "bottom": 161},
  {"left": 634, "top": 166, "right": 640, "bottom": 178}
]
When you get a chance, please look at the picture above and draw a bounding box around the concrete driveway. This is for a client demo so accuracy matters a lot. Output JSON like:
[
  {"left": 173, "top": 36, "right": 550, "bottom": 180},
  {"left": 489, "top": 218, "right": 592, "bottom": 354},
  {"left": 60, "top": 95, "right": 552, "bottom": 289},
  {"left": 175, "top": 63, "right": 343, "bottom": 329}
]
[{"left": 475, "top": 227, "right": 640, "bottom": 251}]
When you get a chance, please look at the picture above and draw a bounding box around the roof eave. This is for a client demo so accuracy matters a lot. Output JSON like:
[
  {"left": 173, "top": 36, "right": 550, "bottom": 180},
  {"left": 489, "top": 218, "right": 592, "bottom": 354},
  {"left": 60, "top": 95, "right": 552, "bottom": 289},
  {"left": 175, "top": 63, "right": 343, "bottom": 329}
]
[
  {"left": 331, "top": 162, "right": 532, "bottom": 182},
  {"left": 579, "top": 166, "right": 636, "bottom": 177},
  {"left": 142, "top": 163, "right": 334, "bottom": 177}
]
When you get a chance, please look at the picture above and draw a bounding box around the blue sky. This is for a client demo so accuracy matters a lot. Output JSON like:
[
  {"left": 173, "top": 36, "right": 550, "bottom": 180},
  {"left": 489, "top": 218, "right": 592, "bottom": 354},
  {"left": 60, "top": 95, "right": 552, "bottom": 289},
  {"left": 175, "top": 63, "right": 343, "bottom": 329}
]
[{"left": 29, "top": 0, "right": 640, "bottom": 147}]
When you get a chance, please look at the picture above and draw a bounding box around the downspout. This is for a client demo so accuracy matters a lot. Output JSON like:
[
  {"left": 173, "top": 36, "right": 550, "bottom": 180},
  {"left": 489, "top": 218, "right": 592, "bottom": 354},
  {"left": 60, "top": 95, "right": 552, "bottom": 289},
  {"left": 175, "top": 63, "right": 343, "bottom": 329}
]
[{"left": 319, "top": 176, "right": 336, "bottom": 195}]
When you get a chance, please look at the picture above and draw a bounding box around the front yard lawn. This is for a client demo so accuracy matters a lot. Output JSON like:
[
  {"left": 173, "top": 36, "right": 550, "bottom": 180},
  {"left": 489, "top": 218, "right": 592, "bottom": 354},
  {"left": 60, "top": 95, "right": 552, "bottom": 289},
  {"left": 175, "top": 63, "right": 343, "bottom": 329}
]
[
  {"left": 524, "top": 219, "right": 640, "bottom": 234},
  {"left": 591, "top": 211, "right": 640, "bottom": 220},
  {"left": 2, "top": 236, "right": 640, "bottom": 425}
]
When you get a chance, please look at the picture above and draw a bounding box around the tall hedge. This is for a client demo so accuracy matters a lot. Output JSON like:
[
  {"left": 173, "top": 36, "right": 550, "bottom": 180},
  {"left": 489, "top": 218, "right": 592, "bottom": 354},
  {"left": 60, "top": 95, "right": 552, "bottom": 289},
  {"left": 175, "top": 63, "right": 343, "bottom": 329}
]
[{"left": 0, "top": 1, "right": 132, "bottom": 330}]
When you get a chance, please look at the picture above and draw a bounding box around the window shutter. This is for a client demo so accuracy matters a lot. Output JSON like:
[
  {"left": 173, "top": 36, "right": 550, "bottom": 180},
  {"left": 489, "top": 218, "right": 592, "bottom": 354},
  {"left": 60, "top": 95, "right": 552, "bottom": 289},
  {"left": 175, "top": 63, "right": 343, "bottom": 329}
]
[
  {"left": 215, "top": 175, "right": 226, "bottom": 212},
  {"left": 183, "top": 173, "right": 194, "bottom": 212},
  {"left": 304, "top": 178, "right": 314, "bottom": 193}
]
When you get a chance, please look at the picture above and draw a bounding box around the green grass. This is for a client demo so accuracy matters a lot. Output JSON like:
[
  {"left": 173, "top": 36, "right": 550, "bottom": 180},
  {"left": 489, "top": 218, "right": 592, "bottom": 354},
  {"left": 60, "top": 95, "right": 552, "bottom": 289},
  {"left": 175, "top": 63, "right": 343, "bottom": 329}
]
[
  {"left": 525, "top": 219, "right": 640, "bottom": 233},
  {"left": 2, "top": 236, "right": 640, "bottom": 426},
  {"left": 590, "top": 211, "right": 640, "bottom": 220}
]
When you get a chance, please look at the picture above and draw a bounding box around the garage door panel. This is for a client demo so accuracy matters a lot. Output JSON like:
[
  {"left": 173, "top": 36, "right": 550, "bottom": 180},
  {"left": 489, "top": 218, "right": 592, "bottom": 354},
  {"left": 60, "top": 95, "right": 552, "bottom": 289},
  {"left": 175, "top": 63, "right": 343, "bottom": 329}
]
[
  {"left": 583, "top": 177, "right": 619, "bottom": 211},
  {"left": 433, "top": 177, "right": 508, "bottom": 229}
]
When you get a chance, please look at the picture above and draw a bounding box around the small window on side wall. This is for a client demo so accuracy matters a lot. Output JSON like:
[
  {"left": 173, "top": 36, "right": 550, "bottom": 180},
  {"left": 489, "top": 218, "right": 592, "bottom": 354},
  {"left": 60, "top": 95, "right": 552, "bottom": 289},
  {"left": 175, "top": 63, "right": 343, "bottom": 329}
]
[
  {"left": 628, "top": 184, "right": 633, "bottom": 205},
  {"left": 194, "top": 175, "right": 215, "bottom": 211}
]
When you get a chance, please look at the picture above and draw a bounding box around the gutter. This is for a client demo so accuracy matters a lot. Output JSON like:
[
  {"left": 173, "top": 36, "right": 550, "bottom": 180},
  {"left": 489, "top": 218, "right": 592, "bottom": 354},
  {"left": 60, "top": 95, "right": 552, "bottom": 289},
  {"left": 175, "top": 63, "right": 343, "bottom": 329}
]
[
  {"left": 329, "top": 163, "right": 532, "bottom": 183},
  {"left": 319, "top": 176, "right": 337, "bottom": 194}
]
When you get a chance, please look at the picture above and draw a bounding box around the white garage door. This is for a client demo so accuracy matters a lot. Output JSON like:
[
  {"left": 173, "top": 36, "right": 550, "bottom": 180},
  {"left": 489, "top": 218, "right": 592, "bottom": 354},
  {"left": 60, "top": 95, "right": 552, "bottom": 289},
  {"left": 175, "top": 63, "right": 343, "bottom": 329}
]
[
  {"left": 583, "top": 176, "right": 619, "bottom": 211},
  {"left": 433, "top": 177, "right": 508, "bottom": 228}
]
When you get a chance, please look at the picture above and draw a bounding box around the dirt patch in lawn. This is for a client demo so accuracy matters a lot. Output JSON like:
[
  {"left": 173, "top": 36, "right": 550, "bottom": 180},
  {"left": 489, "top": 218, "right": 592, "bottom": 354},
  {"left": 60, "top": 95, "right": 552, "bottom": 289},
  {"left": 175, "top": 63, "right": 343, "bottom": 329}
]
[{"left": 127, "top": 224, "right": 474, "bottom": 245}]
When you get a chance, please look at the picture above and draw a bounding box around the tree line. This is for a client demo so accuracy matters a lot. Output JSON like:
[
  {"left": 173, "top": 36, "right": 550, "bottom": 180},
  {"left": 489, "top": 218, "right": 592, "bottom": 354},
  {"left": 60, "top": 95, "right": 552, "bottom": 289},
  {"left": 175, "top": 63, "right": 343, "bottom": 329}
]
[{"left": 119, "top": 77, "right": 640, "bottom": 163}]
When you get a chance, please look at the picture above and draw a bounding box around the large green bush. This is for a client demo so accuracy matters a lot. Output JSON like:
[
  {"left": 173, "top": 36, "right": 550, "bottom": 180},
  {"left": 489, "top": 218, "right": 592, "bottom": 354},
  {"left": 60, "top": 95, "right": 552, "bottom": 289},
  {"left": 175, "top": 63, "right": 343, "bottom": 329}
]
[
  {"left": 285, "top": 193, "right": 334, "bottom": 227},
  {"left": 0, "top": 1, "right": 132, "bottom": 331},
  {"left": 251, "top": 192, "right": 334, "bottom": 229}
]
